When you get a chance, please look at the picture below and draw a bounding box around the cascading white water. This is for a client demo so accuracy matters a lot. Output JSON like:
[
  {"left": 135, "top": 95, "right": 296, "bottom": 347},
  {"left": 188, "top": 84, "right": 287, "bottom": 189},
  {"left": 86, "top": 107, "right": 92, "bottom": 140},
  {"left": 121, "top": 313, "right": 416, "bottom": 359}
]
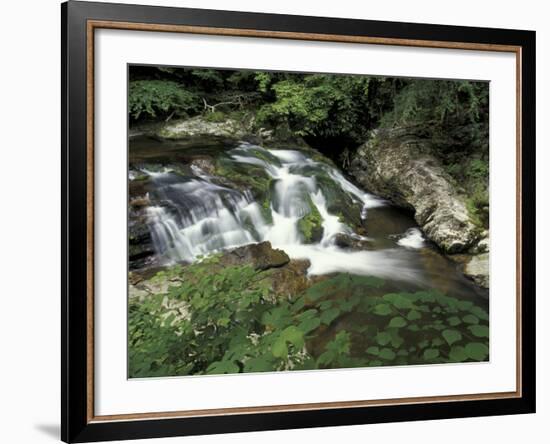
[{"left": 141, "top": 142, "right": 425, "bottom": 281}]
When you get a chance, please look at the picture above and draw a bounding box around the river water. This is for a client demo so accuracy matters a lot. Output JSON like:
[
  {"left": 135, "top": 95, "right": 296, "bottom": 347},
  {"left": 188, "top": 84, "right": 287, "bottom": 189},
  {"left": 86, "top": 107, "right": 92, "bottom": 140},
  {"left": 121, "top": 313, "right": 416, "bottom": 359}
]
[{"left": 129, "top": 136, "right": 487, "bottom": 305}]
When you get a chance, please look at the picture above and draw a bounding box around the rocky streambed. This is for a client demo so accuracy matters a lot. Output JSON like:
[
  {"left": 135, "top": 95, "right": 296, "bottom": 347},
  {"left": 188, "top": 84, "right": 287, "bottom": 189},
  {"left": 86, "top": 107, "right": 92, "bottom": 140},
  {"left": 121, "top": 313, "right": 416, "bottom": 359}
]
[{"left": 128, "top": 118, "right": 489, "bottom": 298}]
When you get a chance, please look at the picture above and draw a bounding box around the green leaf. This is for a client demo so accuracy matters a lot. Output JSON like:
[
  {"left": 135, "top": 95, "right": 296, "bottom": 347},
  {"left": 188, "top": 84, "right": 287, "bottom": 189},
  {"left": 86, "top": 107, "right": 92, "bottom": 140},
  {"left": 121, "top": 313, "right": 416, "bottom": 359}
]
[
  {"left": 320, "top": 308, "right": 340, "bottom": 325},
  {"left": 281, "top": 326, "right": 305, "bottom": 349},
  {"left": 388, "top": 316, "right": 407, "bottom": 328},
  {"left": 468, "top": 325, "right": 489, "bottom": 338},
  {"left": 376, "top": 332, "right": 392, "bottom": 346},
  {"left": 243, "top": 357, "right": 274, "bottom": 372},
  {"left": 317, "top": 350, "right": 336, "bottom": 366},
  {"left": 447, "top": 316, "right": 462, "bottom": 326},
  {"left": 423, "top": 348, "right": 440, "bottom": 360},
  {"left": 206, "top": 360, "right": 240, "bottom": 375},
  {"left": 383, "top": 293, "right": 414, "bottom": 309},
  {"left": 299, "top": 317, "right": 321, "bottom": 334},
  {"left": 465, "top": 342, "right": 489, "bottom": 360},
  {"left": 442, "top": 329, "right": 462, "bottom": 346},
  {"left": 407, "top": 310, "right": 422, "bottom": 321},
  {"left": 373, "top": 304, "right": 392, "bottom": 316},
  {"left": 379, "top": 348, "right": 396, "bottom": 360},
  {"left": 449, "top": 346, "right": 468, "bottom": 362},
  {"left": 469, "top": 305, "right": 489, "bottom": 321},
  {"left": 272, "top": 338, "right": 288, "bottom": 359},
  {"left": 366, "top": 346, "right": 380, "bottom": 356},
  {"left": 463, "top": 314, "right": 479, "bottom": 324},
  {"left": 457, "top": 300, "right": 474, "bottom": 311}
]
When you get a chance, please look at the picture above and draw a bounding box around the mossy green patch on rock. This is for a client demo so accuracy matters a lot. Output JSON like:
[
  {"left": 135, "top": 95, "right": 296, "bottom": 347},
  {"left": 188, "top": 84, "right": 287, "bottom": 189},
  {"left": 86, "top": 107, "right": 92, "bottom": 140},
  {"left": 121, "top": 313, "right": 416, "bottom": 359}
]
[
  {"left": 298, "top": 202, "right": 323, "bottom": 243},
  {"left": 214, "top": 157, "right": 272, "bottom": 201}
]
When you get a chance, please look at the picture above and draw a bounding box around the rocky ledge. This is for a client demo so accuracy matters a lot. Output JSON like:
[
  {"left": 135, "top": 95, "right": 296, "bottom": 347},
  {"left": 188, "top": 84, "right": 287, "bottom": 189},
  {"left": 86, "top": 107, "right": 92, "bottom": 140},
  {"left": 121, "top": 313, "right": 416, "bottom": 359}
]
[
  {"left": 349, "top": 127, "right": 481, "bottom": 254},
  {"left": 129, "top": 241, "right": 311, "bottom": 302},
  {"left": 155, "top": 115, "right": 252, "bottom": 140},
  {"left": 348, "top": 127, "right": 489, "bottom": 288}
]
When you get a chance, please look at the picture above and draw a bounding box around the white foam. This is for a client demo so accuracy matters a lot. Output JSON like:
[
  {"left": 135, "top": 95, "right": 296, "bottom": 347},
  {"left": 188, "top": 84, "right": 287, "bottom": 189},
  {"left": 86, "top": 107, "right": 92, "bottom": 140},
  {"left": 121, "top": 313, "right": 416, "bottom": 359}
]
[{"left": 397, "top": 228, "right": 426, "bottom": 249}]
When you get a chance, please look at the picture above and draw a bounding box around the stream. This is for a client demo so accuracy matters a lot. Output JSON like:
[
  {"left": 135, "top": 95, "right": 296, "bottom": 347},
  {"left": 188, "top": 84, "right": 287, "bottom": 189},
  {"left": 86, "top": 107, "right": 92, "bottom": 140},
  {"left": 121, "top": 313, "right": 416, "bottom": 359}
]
[{"left": 129, "top": 136, "right": 488, "bottom": 306}]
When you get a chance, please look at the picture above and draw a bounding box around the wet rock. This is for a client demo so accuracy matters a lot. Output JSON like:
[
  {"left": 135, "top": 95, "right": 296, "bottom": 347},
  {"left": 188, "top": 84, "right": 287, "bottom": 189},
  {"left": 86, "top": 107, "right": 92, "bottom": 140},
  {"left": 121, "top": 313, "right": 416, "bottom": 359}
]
[
  {"left": 470, "top": 232, "right": 490, "bottom": 254},
  {"left": 349, "top": 128, "right": 479, "bottom": 253},
  {"left": 263, "top": 259, "right": 311, "bottom": 301},
  {"left": 449, "top": 253, "right": 489, "bottom": 289},
  {"left": 189, "top": 157, "right": 216, "bottom": 175},
  {"left": 464, "top": 253, "right": 489, "bottom": 288},
  {"left": 219, "top": 241, "right": 290, "bottom": 271},
  {"left": 332, "top": 233, "right": 372, "bottom": 250},
  {"left": 128, "top": 213, "right": 155, "bottom": 270}
]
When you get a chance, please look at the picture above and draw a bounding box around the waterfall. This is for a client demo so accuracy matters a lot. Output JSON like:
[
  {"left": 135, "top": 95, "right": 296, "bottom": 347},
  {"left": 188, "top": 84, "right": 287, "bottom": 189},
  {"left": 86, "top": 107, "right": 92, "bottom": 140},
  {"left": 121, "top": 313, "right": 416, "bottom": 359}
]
[{"left": 140, "top": 142, "right": 425, "bottom": 281}]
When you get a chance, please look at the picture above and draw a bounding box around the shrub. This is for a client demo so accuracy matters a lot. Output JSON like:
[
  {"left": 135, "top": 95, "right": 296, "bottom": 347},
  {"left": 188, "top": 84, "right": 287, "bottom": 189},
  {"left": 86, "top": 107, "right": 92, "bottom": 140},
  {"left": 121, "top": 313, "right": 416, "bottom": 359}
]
[{"left": 128, "top": 80, "right": 200, "bottom": 121}]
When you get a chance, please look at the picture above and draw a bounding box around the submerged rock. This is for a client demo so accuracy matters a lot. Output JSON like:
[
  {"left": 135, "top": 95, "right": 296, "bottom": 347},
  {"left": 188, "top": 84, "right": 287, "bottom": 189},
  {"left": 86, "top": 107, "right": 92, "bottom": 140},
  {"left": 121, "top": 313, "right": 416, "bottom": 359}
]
[
  {"left": 219, "top": 241, "right": 290, "bottom": 271},
  {"left": 349, "top": 128, "right": 480, "bottom": 253}
]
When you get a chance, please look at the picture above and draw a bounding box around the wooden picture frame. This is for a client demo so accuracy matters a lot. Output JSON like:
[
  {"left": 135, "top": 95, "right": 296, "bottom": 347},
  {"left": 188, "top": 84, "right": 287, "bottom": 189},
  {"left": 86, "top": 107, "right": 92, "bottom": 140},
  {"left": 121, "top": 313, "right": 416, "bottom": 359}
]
[{"left": 62, "top": 1, "right": 536, "bottom": 442}]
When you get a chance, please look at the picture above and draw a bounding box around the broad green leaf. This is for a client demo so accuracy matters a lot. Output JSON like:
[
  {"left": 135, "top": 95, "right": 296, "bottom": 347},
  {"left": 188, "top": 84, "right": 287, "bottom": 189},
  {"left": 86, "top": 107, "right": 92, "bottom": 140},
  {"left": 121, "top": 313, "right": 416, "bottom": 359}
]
[
  {"left": 423, "top": 348, "right": 440, "bottom": 360},
  {"left": 320, "top": 308, "right": 340, "bottom": 325},
  {"left": 206, "top": 360, "right": 240, "bottom": 375},
  {"left": 272, "top": 338, "right": 288, "bottom": 359},
  {"left": 383, "top": 293, "right": 414, "bottom": 309},
  {"left": 469, "top": 305, "right": 489, "bottom": 321},
  {"left": 468, "top": 325, "right": 489, "bottom": 338},
  {"left": 465, "top": 342, "right": 489, "bottom": 360},
  {"left": 376, "top": 332, "right": 392, "bottom": 346},
  {"left": 462, "top": 314, "right": 479, "bottom": 325},
  {"left": 379, "top": 348, "right": 396, "bottom": 360},
  {"left": 299, "top": 317, "right": 321, "bottom": 334},
  {"left": 366, "top": 346, "right": 380, "bottom": 356},
  {"left": 457, "top": 300, "right": 474, "bottom": 311},
  {"left": 407, "top": 310, "right": 422, "bottom": 321},
  {"left": 442, "top": 329, "right": 462, "bottom": 346},
  {"left": 447, "top": 316, "right": 461, "bottom": 326},
  {"left": 449, "top": 345, "right": 468, "bottom": 362},
  {"left": 243, "top": 357, "right": 273, "bottom": 372},
  {"left": 281, "top": 326, "right": 305, "bottom": 348},
  {"left": 388, "top": 316, "right": 407, "bottom": 328},
  {"left": 373, "top": 304, "right": 392, "bottom": 316}
]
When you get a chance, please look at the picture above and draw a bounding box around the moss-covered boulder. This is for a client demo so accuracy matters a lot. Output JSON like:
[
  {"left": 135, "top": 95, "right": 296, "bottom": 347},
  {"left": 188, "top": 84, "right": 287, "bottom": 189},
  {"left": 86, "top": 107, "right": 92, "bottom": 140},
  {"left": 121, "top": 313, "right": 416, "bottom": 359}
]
[{"left": 297, "top": 196, "right": 324, "bottom": 243}]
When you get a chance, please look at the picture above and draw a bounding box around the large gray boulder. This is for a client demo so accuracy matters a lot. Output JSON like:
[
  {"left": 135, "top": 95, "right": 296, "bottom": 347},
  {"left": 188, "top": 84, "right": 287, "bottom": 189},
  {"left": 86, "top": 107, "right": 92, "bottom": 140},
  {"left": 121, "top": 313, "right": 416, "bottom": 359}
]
[{"left": 349, "top": 128, "right": 480, "bottom": 253}]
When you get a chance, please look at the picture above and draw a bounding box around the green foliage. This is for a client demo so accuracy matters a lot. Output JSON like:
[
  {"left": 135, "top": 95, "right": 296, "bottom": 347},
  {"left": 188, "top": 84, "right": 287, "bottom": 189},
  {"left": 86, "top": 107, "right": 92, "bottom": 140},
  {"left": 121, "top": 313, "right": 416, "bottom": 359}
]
[
  {"left": 128, "top": 80, "right": 200, "bottom": 121},
  {"left": 129, "top": 266, "right": 490, "bottom": 378},
  {"left": 256, "top": 74, "right": 372, "bottom": 143}
]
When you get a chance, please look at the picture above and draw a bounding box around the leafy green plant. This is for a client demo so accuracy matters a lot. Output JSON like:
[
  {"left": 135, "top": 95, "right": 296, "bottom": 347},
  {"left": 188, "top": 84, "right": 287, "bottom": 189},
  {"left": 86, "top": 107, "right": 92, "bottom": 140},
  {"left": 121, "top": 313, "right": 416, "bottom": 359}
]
[
  {"left": 128, "top": 80, "right": 199, "bottom": 120},
  {"left": 129, "top": 265, "right": 489, "bottom": 378}
]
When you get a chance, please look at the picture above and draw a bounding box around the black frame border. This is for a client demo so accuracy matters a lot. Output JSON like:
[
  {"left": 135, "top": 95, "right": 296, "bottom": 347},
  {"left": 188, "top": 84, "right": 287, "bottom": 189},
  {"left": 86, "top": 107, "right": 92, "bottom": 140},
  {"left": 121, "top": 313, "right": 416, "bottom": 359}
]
[{"left": 62, "top": 1, "right": 536, "bottom": 442}]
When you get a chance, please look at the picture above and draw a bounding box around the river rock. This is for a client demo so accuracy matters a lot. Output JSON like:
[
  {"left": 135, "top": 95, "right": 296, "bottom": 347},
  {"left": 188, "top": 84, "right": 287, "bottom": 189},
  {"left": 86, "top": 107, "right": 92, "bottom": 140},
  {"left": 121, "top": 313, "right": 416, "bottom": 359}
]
[
  {"left": 464, "top": 253, "right": 489, "bottom": 288},
  {"left": 156, "top": 115, "right": 249, "bottom": 140},
  {"left": 219, "top": 241, "right": 290, "bottom": 271},
  {"left": 349, "top": 128, "right": 480, "bottom": 253},
  {"left": 333, "top": 233, "right": 372, "bottom": 250}
]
